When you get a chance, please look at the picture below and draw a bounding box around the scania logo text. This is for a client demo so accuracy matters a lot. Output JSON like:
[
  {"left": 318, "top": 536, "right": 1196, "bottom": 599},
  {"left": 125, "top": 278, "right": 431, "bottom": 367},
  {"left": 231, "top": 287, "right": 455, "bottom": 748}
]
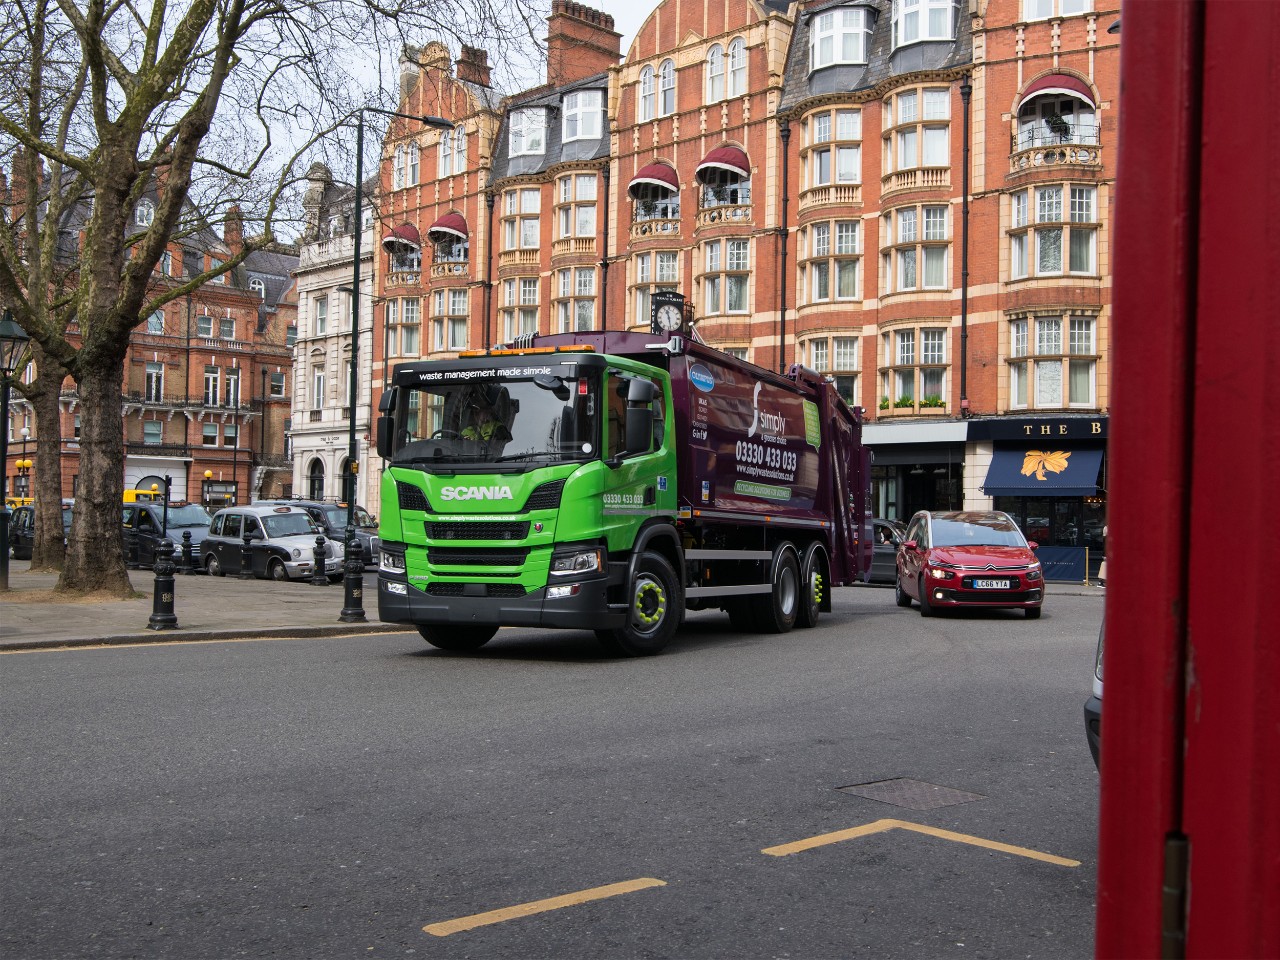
[{"left": 439, "top": 485, "right": 515, "bottom": 501}]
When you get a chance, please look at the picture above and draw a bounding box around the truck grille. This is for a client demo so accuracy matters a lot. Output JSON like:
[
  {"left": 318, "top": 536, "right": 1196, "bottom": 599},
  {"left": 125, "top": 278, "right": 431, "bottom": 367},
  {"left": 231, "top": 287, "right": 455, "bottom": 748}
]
[
  {"left": 428, "top": 521, "right": 529, "bottom": 541},
  {"left": 428, "top": 547, "right": 529, "bottom": 567},
  {"left": 397, "top": 482, "right": 430, "bottom": 512},
  {"left": 426, "top": 583, "right": 526, "bottom": 598},
  {"left": 523, "top": 479, "right": 565, "bottom": 511}
]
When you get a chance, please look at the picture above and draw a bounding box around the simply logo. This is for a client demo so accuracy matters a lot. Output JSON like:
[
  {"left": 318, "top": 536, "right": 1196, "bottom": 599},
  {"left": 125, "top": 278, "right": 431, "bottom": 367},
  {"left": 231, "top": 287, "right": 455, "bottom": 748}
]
[
  {"left": 689, "top": 364, "right": 716, "bottom": 393},
  {"left": 747, "top": 382, "right": 786, "bottom": 438},
  {"left": 438, "top": 485, "right": 515, "bottom": 501}
]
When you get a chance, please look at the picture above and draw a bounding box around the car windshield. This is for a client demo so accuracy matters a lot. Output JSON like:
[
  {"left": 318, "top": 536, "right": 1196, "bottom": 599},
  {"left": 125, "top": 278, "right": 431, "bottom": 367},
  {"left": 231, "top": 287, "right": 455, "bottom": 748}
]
[
  {"left": 390, "top": 372, "right": 598, "bottom": 468},
  {"left": 167, "top": 504, "right": 212, "bottom": 527},
  {"left": 321, "top": 505, "right": 375, "bottom": 527},
  {"left": 931, "top": 515, "right": 1027, "bottom": 547},
  {"left": 262, "top": 513, "right": 318, "bottom": 538}
]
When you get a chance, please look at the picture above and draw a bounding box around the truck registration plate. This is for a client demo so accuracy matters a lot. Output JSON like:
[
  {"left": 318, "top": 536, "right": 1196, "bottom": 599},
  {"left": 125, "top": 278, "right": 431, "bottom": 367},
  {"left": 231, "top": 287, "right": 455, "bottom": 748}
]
[{"left": 974, "top": 579, "right": 1011, "bottom": 589}]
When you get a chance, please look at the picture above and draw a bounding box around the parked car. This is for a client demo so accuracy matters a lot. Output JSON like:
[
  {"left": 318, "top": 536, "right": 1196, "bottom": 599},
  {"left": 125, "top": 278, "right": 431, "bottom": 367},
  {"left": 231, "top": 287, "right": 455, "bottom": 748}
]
[
  {"left": 202, "top": 503, "right": 345, "bottom": 581},
  {"left": 867, "top": 518, "right": 907, "bottom": 584},
  {"left": 1084, "top": 622, "right": 1103, "bottom": 769},
  {"left": 895, "top": 510, "right": 1044, "bottom": 618},
  {"left": 254, "top": 499, "right": 379, "bottom": 566},
  {"left": 122, "top": 501, "right": 212, "bottom": 567},
  {"left": 8, "top": 501, "right": 73, "bottom": 560}
]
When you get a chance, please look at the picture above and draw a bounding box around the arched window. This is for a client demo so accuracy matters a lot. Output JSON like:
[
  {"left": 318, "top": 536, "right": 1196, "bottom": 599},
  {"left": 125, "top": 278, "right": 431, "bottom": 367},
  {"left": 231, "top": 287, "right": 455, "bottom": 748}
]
[
  {"left": 308, "top": 459, "right": 325, "bottom": 501},
  {"left": 135, "top": 200, "right": 155, "bottom": 227},
  {"left": 705, "top": 45, "right": 725, "bottom": 102},
  {"left": 727, "top": 39, "right": 747, "bottom": 96},
  {"left": 639, "top": 66, "right": 656, "bottom": 121},
  {"left": 658, "top": 59, "right": 676, "bottom": 117},
  {"left": 249, "top": 278, "right": 265, "bottom": 298}
]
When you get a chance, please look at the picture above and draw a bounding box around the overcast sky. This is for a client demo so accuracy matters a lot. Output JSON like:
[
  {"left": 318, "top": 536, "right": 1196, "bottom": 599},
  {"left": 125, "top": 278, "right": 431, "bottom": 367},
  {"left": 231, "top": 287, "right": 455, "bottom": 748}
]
[{"left": 592, "top": 1, "right": 649, "bottom": 58}]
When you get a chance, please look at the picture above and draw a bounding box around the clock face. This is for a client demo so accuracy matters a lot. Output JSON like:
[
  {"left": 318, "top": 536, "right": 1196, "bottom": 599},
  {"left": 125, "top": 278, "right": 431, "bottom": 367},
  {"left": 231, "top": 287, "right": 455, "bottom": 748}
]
[{"left": 655, "top": 303, "right": 683, "bottom": 331}]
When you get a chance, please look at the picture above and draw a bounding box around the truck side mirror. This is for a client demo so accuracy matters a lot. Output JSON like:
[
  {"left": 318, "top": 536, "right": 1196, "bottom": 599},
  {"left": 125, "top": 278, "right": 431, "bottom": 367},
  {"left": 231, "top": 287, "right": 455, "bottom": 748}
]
[
  {"left": 376, "top": 415, "right": 394, "bottom": 460},
  {"left": 624, "top": 379, "right": 656, "bottom": 456}
]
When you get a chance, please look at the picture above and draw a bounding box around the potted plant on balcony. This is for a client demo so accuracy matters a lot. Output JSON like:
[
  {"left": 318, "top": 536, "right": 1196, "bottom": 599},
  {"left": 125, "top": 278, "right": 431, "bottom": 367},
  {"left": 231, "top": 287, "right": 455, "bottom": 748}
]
[
  {"left": 878, "top": 396, "right": 890, "bottom": 411},
  {"left": 919, "top": 395, "right": 946, "bottom": 415},
  {"left": 893, "top": 396, "right": 915, "bottom": 410}
]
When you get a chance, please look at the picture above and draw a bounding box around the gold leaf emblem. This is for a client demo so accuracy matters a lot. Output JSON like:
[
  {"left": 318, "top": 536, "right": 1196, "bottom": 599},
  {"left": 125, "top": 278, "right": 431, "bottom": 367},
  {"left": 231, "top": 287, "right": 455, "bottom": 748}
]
[{"left": 1021, "top": 449, "right": 1071, "bottom": 481}]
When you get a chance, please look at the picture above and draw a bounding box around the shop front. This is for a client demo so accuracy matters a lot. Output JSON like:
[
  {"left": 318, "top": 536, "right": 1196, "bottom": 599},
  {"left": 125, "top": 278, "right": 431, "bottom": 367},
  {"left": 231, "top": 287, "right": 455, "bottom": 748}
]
[
  {"left": 971, "top": 415, "right": 1108, "bottom": 582},
  {"left": 863, "top": 421, "right": 969, "bottom": 523}
]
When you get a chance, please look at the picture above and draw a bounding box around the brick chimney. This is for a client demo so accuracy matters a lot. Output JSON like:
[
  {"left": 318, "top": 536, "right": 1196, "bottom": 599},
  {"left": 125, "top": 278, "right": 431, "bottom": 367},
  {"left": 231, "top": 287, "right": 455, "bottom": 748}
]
[
  {"left": 456, "top": 45, "right": 491, "bottom": 87},
  {"left": 224, "top": 205, "right": 244, "bottom": 256},
  {"left": 546, "top": 1, "right": 621, "bottom": 87}
]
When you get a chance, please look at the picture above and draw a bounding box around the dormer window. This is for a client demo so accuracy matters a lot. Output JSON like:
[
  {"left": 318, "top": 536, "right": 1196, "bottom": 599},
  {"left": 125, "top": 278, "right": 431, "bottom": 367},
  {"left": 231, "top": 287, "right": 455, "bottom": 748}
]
[
  {"left": 249, "top": 278, "right": 265, "bottom": 298},
  {"left": 510, "top": 109, "right": 546, "bottom": 156},
  {"left": 135, "top": 200, "right": 155, "bottom": 227},
  {"left": 562, "top": 90, "right": 602, "bottom": 142},
  {"left": 892, "top": 0, "right": 960, "bottom": 48},
  {"left": 810, "top": 8, "right": 872, "bottom": 68}
]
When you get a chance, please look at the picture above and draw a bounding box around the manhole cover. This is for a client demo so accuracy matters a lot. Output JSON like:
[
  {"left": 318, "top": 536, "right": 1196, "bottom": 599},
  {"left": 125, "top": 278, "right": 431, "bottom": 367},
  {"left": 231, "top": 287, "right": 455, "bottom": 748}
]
[{"left": 837, "top": 777, "right": 985, "bottom": 810}]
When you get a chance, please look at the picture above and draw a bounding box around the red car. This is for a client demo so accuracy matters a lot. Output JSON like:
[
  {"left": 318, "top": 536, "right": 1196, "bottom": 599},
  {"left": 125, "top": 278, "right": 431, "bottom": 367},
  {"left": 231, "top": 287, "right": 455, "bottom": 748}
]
[{"left": 895, "top": 510, "right": 1044, "bottom": 619}]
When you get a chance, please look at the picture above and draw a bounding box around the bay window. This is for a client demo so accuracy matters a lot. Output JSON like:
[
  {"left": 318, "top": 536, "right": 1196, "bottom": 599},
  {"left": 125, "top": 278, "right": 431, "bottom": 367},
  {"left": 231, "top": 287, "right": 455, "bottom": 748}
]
[{"left": 1009, "top": 314, "right": 1097, "bottom": 409}]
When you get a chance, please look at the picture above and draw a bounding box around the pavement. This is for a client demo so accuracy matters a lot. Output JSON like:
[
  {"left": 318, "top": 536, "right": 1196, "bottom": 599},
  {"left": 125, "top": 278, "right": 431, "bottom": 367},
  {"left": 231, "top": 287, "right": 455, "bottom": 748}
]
[
  {"left": 0, "top": 560, "right": 399, "bottom": 652},
  {"left": 1, "top": 559, "right": 1105, "bottom": 653}
]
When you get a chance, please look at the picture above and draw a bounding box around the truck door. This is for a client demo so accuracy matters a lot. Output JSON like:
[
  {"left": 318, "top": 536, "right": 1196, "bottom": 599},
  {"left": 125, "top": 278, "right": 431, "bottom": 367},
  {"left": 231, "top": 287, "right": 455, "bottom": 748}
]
[{"left": 600, "top": 370, "right": 664, "bottom": 550}]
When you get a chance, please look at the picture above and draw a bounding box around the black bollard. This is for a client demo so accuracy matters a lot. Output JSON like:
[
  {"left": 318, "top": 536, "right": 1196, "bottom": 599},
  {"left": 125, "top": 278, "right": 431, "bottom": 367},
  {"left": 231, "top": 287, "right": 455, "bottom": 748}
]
[
  {"left": 126, "top": 526, "right": 141, "bottom": 569},
  {"left": 146, "top": 539, "right": 179, "bottom": 630},
  {"left": 311, "top": 535, "right": 329, "bottom": 586},
  {"left": 178, "top": 530, "right": 194, "bottom": 575},
  {"left": 339, "top": 526, "right": 367, "bottom": 623},
  {"left": 238, "top": 531, "right": 255, "bottom": 579}
]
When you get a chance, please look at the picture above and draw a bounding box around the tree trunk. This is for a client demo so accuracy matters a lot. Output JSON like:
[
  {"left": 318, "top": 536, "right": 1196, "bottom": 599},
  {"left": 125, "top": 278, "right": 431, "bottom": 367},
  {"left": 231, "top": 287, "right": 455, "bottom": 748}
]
[
  {"left": 57, "top": 362, "right": 133, "bottom": 596},
  {"left": 28, "top": 342, "right": 69, "bottom": 571}
]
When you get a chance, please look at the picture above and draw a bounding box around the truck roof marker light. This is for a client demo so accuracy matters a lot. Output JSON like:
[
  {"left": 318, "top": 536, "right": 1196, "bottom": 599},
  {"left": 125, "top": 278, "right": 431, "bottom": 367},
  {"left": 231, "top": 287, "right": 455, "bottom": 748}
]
[{"left": 460, "top": 345, "right": 595, "bottom": 358}]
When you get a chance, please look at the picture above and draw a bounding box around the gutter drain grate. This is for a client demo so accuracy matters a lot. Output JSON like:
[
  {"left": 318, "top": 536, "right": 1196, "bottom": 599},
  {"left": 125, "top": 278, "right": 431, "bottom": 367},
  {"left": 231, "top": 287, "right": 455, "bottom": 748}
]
[{"left": 837, "top": 777, "right": 985, "bottom": 810}]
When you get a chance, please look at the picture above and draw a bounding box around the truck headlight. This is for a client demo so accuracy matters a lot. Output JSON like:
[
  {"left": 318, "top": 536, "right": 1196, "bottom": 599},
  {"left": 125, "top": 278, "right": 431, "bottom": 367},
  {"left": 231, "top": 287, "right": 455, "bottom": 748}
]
[
  {"left": 550, "top": 547, "right": 603, "bottom": 577},
  {"left": 380, "top": 548, "right": 406, "bottom": 573}
]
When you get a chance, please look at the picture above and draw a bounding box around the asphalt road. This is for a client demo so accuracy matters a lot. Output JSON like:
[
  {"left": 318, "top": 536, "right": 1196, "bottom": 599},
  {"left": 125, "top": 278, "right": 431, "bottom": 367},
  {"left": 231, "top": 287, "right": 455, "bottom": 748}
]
[{"left": 1, "top": 585, "right": 1103, "bottom": 959}]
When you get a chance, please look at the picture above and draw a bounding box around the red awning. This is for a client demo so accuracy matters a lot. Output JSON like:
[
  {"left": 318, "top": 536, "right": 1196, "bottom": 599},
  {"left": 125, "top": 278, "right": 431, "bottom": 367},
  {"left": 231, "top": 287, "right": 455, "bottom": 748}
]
[
  {"left": 427, "top": 213, "right": 468, "bottom": 243},
  {"left": 695, "top": 145, "right": 751, "bottom": 184},
  {"left": 628, "top": 163, "right": 679, "bottom": 200},
  {"left": 381, "top": 223, "right": 421, "bottom": 254},
  {"left": 1019, "top": 73, "right": 1095, "bottom": 107}
]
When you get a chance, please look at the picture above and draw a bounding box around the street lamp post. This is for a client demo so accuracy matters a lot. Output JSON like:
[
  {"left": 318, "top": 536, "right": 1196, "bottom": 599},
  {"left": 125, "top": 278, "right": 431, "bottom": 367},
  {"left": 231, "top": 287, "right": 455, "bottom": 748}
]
[
  {"left": 339, "top": 107, "right": 453, "bottom": 624},
  {"left": 17, "top": 426, "right": 30, "bottom": 500},
  {"left": 203, "top": 469, "right": 213, "bottom": 508},
  {"left": 0, "top": 309, "right": 32, "bottom": 592}
]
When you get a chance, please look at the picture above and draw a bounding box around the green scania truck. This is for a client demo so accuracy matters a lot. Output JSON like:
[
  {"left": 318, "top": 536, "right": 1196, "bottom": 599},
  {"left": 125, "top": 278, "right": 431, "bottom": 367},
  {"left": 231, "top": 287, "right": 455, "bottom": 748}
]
[{"left": 375, "top": 330, "right": 871, "bottom": 655}]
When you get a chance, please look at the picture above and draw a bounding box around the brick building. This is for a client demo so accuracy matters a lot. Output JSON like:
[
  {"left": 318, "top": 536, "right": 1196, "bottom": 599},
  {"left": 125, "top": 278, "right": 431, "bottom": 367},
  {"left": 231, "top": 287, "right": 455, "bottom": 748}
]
[
  {"left": 358, "top": 0, "right": 1118, "bottom": 577},
  {"left": 3, "top": 182, "right": 298, "bottom": 510}
]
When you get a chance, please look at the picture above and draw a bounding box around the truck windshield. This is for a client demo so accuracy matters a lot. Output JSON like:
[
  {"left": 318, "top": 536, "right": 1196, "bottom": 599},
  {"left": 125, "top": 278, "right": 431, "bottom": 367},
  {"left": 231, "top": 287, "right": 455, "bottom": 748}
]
[{"left": 390, "top": 375, "right": 598, "bottom": 467}]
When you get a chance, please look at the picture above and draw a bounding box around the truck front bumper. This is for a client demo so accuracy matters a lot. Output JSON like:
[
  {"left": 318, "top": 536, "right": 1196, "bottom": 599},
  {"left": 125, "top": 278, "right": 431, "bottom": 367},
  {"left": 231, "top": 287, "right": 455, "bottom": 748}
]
[{"left": 377, "top": 574, "right": 623, "bottom": 631}]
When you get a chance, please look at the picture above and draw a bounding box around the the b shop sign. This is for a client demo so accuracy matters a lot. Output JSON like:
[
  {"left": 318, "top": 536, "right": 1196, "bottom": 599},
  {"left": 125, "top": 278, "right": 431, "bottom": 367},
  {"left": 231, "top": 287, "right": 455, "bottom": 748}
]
[{"left": 967, "top": 416, "right": 1108, "bottom": 441}]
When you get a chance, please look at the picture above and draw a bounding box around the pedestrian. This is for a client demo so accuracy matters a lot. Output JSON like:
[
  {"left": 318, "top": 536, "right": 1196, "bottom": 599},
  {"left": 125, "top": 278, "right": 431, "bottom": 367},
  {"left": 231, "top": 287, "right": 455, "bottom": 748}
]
[{"left": 1097, "top": 523, "right": 1108, "bottom": 587}]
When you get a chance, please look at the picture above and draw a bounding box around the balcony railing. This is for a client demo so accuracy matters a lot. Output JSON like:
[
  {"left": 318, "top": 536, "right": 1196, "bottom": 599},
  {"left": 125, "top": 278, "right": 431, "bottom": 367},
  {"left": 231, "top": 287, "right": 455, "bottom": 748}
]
[
  {"left": 881, "top": 167, "right": 950, "bottom": 194},
  {"left": 630, "top": 218, "right": 682, "bottom": 243},
  {"left": 498, "top": 249, "right": 541, "bottom": 269},
  {"left": 430, "top": 261, "right": 471, "bottom": 280},
  {"left": 798, "top": 183, "right": 863, "bottom": 214},
  {"left": 695, "top": 205, "right": 753, "bottom": 230},
  {"left": 551, "top": 237, "right": 598, "bottom": 258},
  {"left": 1013, "top": 123, "right": 1099, "bottom": 152}
]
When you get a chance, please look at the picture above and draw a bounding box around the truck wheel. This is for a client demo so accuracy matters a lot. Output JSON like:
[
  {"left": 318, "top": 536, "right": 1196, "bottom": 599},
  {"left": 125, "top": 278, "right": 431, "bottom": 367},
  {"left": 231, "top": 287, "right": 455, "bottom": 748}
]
[
  {"left": 597, "top": 551, "right": 681, "bottom": 656},
  {"left": 418, "top": 625, "right": 498, "bottom": 651},
  {"left": 796, "top": 543, "right": 828, "bottom": 629},
  {"left": 751, "top": 543, "right": 800, "bottom": 634}
]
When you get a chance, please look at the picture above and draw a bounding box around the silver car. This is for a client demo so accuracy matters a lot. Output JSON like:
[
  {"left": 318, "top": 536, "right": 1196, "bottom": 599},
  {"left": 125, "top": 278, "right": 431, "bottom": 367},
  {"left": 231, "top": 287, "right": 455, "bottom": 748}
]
[{"left": 202, "top": 504, "right": 345, "bottom": 581}]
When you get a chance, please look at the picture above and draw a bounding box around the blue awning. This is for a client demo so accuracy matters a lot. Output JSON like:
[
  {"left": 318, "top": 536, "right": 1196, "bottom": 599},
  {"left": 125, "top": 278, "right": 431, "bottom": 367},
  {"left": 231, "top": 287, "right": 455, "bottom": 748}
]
[{"left": 983, "top": 447, "right": 1103, "bottom": 496}]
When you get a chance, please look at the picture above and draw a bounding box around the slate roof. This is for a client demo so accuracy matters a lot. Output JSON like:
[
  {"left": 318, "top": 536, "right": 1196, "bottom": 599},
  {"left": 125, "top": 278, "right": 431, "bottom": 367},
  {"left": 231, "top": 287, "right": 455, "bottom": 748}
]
[
  {"left": 778, "top": 0, "right": 973, "bottom": 115},
  {"left": 490, "top": 72, "right": 612, "bottom": 180}
]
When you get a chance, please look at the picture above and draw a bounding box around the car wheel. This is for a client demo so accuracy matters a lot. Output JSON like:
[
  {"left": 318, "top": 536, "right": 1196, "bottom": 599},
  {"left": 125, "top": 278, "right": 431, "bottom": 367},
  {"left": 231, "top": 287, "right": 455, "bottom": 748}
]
[
  {"left": 418, "top": 625, "right": 498, "bottom": 651},
  {"left": 267, "top": 558, "right": 288, "bottom": 581},
  {"left": 1025, "top": 606, "right": 1043, "bottom": 620},
  {"left": 895, "top": 575, "right": 913, "bottom": 607},
  {"left": 205, "top": 554, "right": 223, "bottom": 577},
  {"left": 918, "top": 575, "right": 934, "bottom": 617}
]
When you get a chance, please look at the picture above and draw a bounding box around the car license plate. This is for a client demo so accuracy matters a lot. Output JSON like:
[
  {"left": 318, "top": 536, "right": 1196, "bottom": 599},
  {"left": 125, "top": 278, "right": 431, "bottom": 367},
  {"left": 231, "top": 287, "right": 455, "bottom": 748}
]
[{"left": 974, "top": 579, "right": 1011, "bottom": 589}]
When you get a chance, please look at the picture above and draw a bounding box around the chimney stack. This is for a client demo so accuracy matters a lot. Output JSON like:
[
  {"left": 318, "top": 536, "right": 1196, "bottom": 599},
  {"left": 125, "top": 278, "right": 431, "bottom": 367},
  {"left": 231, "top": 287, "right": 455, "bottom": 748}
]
[
  {"left": 546, "top": 1, "right": 621, "bottom": 87},
  {"left": 457, "top": 46, "right": 491, "bottom": 87},
  {"left": 224, "top": 205, "right": 244, "bottom": 255}
]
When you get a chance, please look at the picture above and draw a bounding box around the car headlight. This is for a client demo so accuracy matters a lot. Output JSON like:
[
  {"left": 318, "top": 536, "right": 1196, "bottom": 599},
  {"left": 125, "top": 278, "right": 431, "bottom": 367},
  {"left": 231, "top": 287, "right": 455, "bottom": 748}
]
[
  {"left": 550, "top": 547, "right": 603, "bottom": 577},
  {"left": 1026, "top": 567, "right": 1042, "bottom": 581},
  {"left": 292, "top": 548, "right": 302, "bottom": 559},
  {"left": 928, "top": 567, "right": 956, "bottom": 580}
]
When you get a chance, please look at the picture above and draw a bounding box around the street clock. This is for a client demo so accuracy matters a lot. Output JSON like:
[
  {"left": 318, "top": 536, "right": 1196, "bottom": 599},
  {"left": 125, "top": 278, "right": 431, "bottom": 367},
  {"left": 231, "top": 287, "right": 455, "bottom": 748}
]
[{"left": 650, "top": 291, "right": 690, "bottom": 335}]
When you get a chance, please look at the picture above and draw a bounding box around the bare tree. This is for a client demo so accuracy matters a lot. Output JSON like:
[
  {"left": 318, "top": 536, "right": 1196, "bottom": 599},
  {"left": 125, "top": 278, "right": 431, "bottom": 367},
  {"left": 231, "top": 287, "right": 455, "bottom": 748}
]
[{"left": 0, "top": 0, "right": 548, "bottom": 595}]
